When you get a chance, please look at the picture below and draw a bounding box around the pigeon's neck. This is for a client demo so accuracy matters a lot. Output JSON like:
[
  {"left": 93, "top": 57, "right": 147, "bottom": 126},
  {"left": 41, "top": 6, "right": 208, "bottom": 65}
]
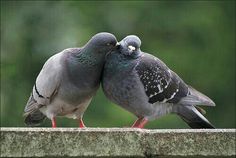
[
  {"left": 66, "top": 49, "right": 105, "bottom": 89},
  {"left": 105, "top": 52, "right": 141, "bottom": 76},
  {"left": 74, "top": 47, "right": 105, "bottom": 67}
]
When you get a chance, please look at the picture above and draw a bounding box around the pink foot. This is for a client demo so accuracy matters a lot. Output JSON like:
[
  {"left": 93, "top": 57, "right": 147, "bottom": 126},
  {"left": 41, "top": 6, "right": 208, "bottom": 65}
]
[
  {"left": 51, "top": 117, "right": 57, "bottom": 128},
  {"left": 79, "top": 118, "right": 86, "bottom": 128},
  {"left": 132, "top": 117, "right": 148, "bottom": 128}
]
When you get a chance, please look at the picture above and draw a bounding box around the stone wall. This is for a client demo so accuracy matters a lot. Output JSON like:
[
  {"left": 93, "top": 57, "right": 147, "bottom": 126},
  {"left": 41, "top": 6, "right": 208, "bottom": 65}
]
[{"left": 1, "top": 128, "right": 235, "bottom": 157}]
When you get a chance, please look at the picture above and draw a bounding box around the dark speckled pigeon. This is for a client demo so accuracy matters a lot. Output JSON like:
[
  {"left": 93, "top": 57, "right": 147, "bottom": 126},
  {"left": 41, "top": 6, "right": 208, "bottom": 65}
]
[
  {"left": 24, "top": 32, "right": 118, "bottom": 128},
  {"left": 102, "top": 35, "right": 215, "bottom": 129}
]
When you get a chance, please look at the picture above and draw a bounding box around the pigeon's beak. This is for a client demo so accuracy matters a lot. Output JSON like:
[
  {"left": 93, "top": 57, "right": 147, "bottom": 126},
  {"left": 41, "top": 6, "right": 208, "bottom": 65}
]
[{"left": 115, "top": 42, "right": 120, "bottom": 49}]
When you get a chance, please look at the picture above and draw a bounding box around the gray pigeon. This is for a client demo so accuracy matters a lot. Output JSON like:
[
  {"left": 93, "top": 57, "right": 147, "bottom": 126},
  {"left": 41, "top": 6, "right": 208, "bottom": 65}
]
[
  {"left": 24, "top": 32, "right": 118, "bottom": 128},
  {"left": 102, "top": 35, "right": 215, "bottom": 129}
]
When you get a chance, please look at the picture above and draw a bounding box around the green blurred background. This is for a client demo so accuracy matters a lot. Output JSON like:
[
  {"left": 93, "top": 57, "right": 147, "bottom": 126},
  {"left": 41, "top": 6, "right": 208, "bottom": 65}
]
[{"left": 1, "top": 1, "right": 235, "bottom": 128}]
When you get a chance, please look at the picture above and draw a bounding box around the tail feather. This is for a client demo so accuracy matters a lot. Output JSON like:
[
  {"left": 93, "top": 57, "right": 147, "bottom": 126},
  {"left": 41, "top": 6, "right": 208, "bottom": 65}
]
[
  {"left": 24, "top": 110, "right": 46, "bottom": 126},
  {"left": 24, "top": 93, "right": 43, "bottom": 114},
  {"left": 173, "top": 105, "right": 215, "bottom": 129},
  {"left": 24, "top": 93, "right": 46, "bottom": 126},
  {"left": 195, "top": 106, "right": 206, "bottom": 115}
]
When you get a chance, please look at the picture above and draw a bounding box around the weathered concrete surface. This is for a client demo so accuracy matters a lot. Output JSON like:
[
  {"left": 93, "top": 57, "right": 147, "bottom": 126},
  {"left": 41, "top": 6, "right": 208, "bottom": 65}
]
[{"left": 0, "top": 128, "right": 235, "bottom": 157}]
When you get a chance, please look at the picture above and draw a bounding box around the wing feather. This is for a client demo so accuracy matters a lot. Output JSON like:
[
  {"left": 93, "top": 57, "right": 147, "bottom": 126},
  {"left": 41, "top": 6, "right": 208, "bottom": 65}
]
[
  {"left": 135, "top": 53, "right": 215, "bottom": 107},
  {"left": 135, "top": 53, "right": 189, "bottom": 104},
  {"left": 24, "top": 51, "right": 65, "bottom": 114}
]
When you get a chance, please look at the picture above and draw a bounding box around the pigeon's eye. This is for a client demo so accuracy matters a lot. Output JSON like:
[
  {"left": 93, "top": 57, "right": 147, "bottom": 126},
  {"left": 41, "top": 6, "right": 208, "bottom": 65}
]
[
  {"left": 128, "top": 45, "right": 136, "bottom": 51},
  {"left": 107, "top": 43, "right": 112, "bottom": 46}
]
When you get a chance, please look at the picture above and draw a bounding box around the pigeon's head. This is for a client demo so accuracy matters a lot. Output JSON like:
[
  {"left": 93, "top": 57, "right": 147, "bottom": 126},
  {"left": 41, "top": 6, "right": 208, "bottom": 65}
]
[
  {"left": 119, "top": 35, "right": 142, "bottom": 58},
  {"left": 86, "top": 32, "right": 119, "bottom": 54}
]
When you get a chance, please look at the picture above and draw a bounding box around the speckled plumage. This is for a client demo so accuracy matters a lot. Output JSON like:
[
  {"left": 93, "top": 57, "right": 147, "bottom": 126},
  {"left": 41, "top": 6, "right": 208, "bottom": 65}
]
[
  {"left": 24, "top": 32, "right": 118, "bottom": 127},
  {"left": 102, "top": 35, "right": 215, "bottom": 128}
]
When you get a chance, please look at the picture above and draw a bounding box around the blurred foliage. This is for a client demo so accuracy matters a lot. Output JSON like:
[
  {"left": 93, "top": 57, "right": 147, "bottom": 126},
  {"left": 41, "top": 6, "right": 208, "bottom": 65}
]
[{"left": 1, "top": 1, "right": 235, "bottom": 128}]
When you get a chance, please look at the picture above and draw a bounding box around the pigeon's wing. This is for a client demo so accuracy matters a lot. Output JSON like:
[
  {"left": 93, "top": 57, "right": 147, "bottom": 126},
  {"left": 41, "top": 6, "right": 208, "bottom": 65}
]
[
  {"left": 179, "top": 85, "right": 215, "bottom": 106},
  {"left": 135, "top": 53, "right": 215, "bottom": 106},
  {"left": 135, "top": 53, "right": 188, "bottom": 104},
  {"left": 24, "top": 52, "right": 65, "bottom": 114}
]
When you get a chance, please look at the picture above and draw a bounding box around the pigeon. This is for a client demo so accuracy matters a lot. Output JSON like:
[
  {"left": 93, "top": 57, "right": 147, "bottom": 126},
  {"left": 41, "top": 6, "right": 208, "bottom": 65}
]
[
  {"left": 102, "top": 35, "right": 215, "bottom": 129},
  {"left": 24, "top": 32, "right": 118, "bottom": 128}
]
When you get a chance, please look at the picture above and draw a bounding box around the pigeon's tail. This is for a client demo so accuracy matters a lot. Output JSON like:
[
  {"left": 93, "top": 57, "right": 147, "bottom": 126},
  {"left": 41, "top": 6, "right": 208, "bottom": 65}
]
[
  {"left": 24, "top": 93, "right": 45, "bottom": 126},
  {"left": 173, "top": 105, "right": 215, "bottom": 129},
  {"left": 24, "top": 110, "right": 46, "bottom": 126}
]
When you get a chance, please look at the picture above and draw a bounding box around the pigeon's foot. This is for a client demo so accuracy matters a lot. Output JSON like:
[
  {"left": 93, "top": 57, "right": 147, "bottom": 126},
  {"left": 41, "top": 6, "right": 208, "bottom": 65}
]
[
  {"left": 132, "top": 117, "right": 148, "bottom": 128},
  {"left": 79, "top": 118, "right": 86, "bottom": 128},
  {"left": 51, "top": 117, "right": 57, "bottom": 128}
]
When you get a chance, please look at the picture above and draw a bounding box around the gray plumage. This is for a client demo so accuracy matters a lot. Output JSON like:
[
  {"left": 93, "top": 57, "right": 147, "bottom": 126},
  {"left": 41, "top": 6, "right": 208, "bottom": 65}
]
[
  {"left": 24, "top": 32, "right": 118, "bottom": 126},
  {"left": 102, "top": 35, "right": 215, "bottom": 129}
]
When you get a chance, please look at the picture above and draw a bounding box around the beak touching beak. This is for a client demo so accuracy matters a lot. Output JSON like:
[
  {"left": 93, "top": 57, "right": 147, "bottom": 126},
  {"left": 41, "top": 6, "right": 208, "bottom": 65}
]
[{"left": 115, "top": 42, "right": 120, "bottom": 49}]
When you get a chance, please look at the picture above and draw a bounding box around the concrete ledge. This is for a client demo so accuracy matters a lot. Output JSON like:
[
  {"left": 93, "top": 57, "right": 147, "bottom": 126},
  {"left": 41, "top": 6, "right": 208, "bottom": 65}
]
[{"left": 1, "top": 128, "right": 235, "bottom": 157}]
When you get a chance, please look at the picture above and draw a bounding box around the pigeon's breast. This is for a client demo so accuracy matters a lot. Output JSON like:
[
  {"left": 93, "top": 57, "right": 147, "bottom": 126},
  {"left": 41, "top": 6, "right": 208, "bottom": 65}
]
[
  {"left": 102, "top": 60, "right": 154, "bottom": 117},
  {"left": 40, "top": 96, "right": 92, "bottom": 119},
  {"left": 57, "top": 80, "right": 95, "bottom": 106}
]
